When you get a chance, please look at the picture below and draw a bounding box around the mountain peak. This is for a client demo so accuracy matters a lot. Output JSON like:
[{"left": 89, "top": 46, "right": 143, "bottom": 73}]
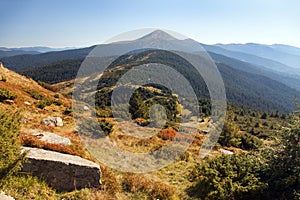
[{"left": 138, "top": 30, "right": 177, "bottom": 41}]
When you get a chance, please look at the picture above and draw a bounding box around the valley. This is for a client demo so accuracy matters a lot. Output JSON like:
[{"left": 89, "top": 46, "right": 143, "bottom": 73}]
[{"left": 0, "top": 30, "right": 299, "bottom": 199}]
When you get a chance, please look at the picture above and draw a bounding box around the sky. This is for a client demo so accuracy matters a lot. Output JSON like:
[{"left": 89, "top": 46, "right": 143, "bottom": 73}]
[{"left": 0, "top": 0, "right": 299, "bottom": 48}]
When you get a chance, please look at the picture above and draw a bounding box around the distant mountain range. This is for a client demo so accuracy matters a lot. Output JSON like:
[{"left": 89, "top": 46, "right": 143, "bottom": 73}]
[
  {"left": 215, "top": 43, "right": 300, "bottom": 69},
  {"left": 0, "top": 46, "right": 76, "bottom": 59},
  {"left": 1, "top": 30, "right": 299, "bottom": 112}
]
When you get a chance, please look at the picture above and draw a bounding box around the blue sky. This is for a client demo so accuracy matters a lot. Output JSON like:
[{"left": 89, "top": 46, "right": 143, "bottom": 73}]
[{"left": 1, "top": 0, "right": 299, "bottom": 47}]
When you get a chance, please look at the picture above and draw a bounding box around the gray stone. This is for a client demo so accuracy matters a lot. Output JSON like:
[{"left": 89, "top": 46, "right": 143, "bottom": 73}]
[
  {"left": 21, "top": 147, "right": 101, "bottom": 191},
  {"left": 32, "top": 132, "right": 71, "bottom": 146},
  {"left": 41, "top": 117, "right": 63, "bottom": 127}
]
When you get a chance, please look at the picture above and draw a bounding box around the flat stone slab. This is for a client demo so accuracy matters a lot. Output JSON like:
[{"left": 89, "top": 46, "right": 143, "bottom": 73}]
[
  {"left": 21, "top": 147, "right": 101, "bottom": 191},
  {"left": 32, "top": 132, "right": 71, "bottom": 146}
]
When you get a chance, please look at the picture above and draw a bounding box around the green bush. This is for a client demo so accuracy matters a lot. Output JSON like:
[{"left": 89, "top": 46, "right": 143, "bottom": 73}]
[
  {"left": 98, "top": 119, "right": 114, "bottom": 136},
  {"left": 219, "top": 118, "right": 263, "bottom": 150},
  {"left": 0, "top": 88, "right": 17, "bottom": 102},
  {"left": 64, "top": 107, "right": 73, "bottom": 115},
  {"left": 26, "top": 90, "right": 44, "bottom": 100},
  {"left": 1, "top": 76, "right": 7, "bottom": 82},
  {"left": 52, "top": 99, "right": 63, "bottom": 106},
  {"left": 37, "top": 99, "right": 53, "bottom": 109},
  {"left": 0, "top": 111, "right": 25, "bottom": 184},
  {"left": 188, "top": 153, "right": 267, "bottom": 199},
  {"left": 0, "top": 175, "right": 57, "bottom": 200}
]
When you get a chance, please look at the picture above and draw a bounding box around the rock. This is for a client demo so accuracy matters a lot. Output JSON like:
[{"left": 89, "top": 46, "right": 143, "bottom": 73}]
[
  {"left": 3, "top": 99, "right": 14, "bottom": 105},
  {"left": 219, "top": 148, "right": 234, "bottom": 155},
  {"left": 0, "top": 191, "right": 15, "bottom": 200},
  {"left": 41, "top": 117, "right": 63, "bottom": 127},
  {"left": 83, "top": 106, "right": 89, "bottom": 111},
  {"left": 24, "top": 101, "right": 31, "bottom": 106},
  {"left": 32, "top": 132, "right": 71, "bottom": 146},
  {"left": 201, "top": 130, "right": 209, "bottom": 134},
  {"left": 55, "top": 117, "right": 64, "bottom": 127},
  {"left": 21, "top": 147, "right": 101, "bottom": 191}
]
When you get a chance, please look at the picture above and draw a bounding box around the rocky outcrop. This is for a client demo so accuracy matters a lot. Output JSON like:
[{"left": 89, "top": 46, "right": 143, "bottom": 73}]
[
  {"left": 41, "top": 117, "right": 63, "bottom": 127},
  {"left": 21, "top": 147, "right": 101, "bottom": 191},
  {"left": 32, "top": 132, "right": 71, "bottom": 145}
]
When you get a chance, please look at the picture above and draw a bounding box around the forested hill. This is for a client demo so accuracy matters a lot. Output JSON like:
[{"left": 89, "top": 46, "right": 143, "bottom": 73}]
[
  {"left": 0, "top": 46, "right": 94, "bottom": 71},
  {"left": 20, "top": 50, "right": 296, "bottom": 113}
]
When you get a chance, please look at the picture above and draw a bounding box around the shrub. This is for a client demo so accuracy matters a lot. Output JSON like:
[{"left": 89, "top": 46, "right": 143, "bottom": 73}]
[
  {"left": 158, "top": 127, "right": 177, "bottom": 140},
  {"left": 0, "top": 111, "right": 25, "bottom": 184},
  {"left": 26, "top": 90, "right": 44, "bottom": 100},
  {"left": 64, "top": 107, "right": 73, "bottom": 115},
  {"left": 37, "top": 81, "right": 58, "bottom": 92},
  {"left": 188, "top": 153, "right": 267, "bottom": 199},
  {"left": 261, "top": 112, "right": 268, "bottom": 119},
  {"left": 1, "top": 76, "right": 7, "bottom": 82},
  {"left": 0, "top": 174, "right": 57, "bottom": 200},
  {"left": 0, "top": 88, "right": 17, "bottom": 102},
  {"left": 100, "top": 166, "right": 120, "bottom": 195},
  {"left": 53, "top": 94, "right": 59, "bottom": 98},
  {"left": 219, "top": 119, "right": 262, "bottom": 150},
  {"left": 52, "top": 99, "right": 63, "bottom": 106},
  {"left": 37, "top": 99, "right": 53, "bottom": 109},
  {"left": 98, "top": 119, "right": 114, "bottom": 136}
]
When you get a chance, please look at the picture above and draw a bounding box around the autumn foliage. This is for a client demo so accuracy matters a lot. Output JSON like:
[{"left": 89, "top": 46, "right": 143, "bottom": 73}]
[
  {"left": 158, "top": 127, "right": 177, "bottom": 140},
  {"left": 21, "top": 134, "right": 79, "bottom": 156}
]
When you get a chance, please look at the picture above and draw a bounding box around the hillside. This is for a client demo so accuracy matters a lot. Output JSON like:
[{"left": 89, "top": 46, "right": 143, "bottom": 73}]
[
  {"left": 19, "top": 49, "right": 297, "bottom": 113},
  {"left": 0, "top": 62, "right": 75, "bottom": 135},
  {"left": 2, "top": 61, "right": 294, "bottom": 199}
]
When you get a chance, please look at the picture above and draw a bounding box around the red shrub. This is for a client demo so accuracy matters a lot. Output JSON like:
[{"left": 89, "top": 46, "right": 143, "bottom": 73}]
[{"left": 158, "top": 127, "right": 177, "bottom": 140}]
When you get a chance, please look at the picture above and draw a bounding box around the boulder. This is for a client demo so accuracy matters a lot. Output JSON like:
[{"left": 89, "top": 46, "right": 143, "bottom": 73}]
[
  {"left": 21, "top": 147, "right": 101, "bottom": 191},
  {"left": 0, "top": 191, "right": 15, "bottom": 200},
  {"left": 32, "top": 132, "right": 71, "bottom": 145},
  {"left": 41, "top": 117, "right": 63, "bottom": 127}
]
